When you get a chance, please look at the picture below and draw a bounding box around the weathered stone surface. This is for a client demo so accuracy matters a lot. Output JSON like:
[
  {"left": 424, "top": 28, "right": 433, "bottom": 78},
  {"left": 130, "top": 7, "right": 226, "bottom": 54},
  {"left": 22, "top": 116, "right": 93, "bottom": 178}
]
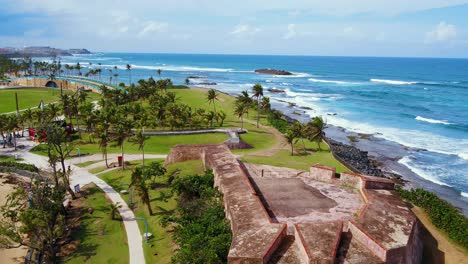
[{"left": 165, "top": 144, "right": 422, "bottom": 264}]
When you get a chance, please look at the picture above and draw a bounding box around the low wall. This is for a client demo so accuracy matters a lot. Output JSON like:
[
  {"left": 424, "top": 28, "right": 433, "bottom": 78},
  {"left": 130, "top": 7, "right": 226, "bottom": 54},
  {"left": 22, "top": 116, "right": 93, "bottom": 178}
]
[
  {"left": 308, "top": 164, "right": 336, "bottom": 183},
  {"left": 348, "top": 221, "right": 387, "bottom": 260}
]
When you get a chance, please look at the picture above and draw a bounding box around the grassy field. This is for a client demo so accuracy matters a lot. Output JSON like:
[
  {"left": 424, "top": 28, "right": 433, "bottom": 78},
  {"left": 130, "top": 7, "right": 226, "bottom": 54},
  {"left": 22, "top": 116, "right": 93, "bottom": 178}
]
[
  {"left": 0, "top": 87, "right": 101, "bottom": 114},
  {"left": 31, "top": 133, "right": 228, "bottom": 157},
  {"left": 241, "top": 139, "right": 348, "bottom": 172},
  {"left": 98, "top": 160, "right": 205, "bottom": 264},
  {"left": 64, "top": 185, "right": 129, "bottom": 264}
]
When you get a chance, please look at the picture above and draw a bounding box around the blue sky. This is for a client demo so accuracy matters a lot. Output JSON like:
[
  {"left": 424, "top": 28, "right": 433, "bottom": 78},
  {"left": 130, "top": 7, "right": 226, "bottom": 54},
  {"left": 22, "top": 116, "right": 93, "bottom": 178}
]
[{"left": 1, "top": 0, "right": 467, "bottom": 57}]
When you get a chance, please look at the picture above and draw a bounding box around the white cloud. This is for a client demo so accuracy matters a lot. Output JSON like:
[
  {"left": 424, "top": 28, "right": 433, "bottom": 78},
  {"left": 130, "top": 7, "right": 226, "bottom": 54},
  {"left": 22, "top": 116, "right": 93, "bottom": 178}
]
[
  {"left": 283, "top": 24, "right": 297, "bottom": 39},
  {"left": 425, "top": 21, "right": 457, "bottom": 42},
  {"left": 138, "top": 21, "right": 168, "bottom": 37},
  {"left": 230, "top": 24, "right": 260, "bottom": 36}
]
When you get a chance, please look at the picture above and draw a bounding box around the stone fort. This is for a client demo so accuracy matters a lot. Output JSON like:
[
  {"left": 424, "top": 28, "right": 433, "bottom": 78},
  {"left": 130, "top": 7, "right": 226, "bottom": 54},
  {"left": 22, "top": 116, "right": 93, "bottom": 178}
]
[{"left": 165, "top": 144, "right": 423, "bottom": 264}]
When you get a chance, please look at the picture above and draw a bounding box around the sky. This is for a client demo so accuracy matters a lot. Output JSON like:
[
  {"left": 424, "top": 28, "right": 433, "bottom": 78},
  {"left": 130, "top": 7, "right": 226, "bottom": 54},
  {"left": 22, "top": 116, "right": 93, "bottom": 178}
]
[{"left": 1, "top": 0, "right": 468, "bottom": 58}]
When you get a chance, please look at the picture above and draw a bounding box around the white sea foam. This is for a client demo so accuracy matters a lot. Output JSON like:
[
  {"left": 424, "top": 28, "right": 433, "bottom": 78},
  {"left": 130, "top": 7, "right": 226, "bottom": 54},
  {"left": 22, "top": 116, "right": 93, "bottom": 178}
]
[
  {"left": 461, "top": 192, "right": 468, "bottom": 198},
  {"left": 458, "top": 153, "right": 468, "bottom": 160},
  {"left": 370, "top": 78, "right": 417, "bottom": 85},
  {"left": 415, "top": 116, "right": 452, "bottom": 125},
  {"left": 281, "top": 82, "right": 293, "bottom": 86},
  {"left": 398, "top": 156, "right": 452, "bottom": 187},
  {"left": 308, "top": 78, "right": 359, "bottom": 85}
]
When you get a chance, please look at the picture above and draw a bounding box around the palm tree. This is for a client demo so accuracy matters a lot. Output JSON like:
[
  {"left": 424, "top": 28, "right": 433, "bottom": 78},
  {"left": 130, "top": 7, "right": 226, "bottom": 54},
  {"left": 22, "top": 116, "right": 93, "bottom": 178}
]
[
  {"left": 156, "top": 69, "right": 162, "bottom": 79},
  {"left": 126, "top": 64, "right": 132, "bottom": 85},
  {"left": 97, "top": 127, "right": 110, "bottom": 168},
  {"left": 109, "top": 202, "right": 122, "bottom": 220},
  {"left": 114, "top": 119, "right": 132, "bottom": 169},
  {"left": 252, "top": 83, "right": 263, "bottom": 128},
  {"left": 134, "top": 129, "right": 148, "bottom": 167},
  {"left": 261, "top": 96, "right": 271, "bottom": 112},
  {"left": 292, "top": 121, "right": 307, "bottom": 154},
  {"left": 185, "top": 78, "right": 190, "bottom": 86},
  {"left": 75, "top": 62, "right": 81, "bottom": 76},
  {"left": 234, "top": 102, "right": 248, "bottom": 130},
  {"left": 285, "top": 130, "right": 296, "bottom": 156},
  {"left": 207, "top": 89, "right": 219, "bottom": 119},
  {"left": 307, "top": 116, "right": 326, "bottom": 151},
  {"left": 131, "top": 167, "right": 153, "bottom": 215}
]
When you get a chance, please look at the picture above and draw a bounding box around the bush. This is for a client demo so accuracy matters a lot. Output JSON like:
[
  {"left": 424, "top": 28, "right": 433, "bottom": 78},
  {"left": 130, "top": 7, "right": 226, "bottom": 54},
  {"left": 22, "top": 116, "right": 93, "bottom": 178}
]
[
  {"left": 396, "top": 187, "right": 468, "bottom": 248},
  {"left": 267, "top": 111, "right": 290, "bottom": 134},
  {"left": 0, "top": 161, "right": 39, "bottom": 173},
  {"left": 162, "top": 170, "right": 232, "bottom": 264}
]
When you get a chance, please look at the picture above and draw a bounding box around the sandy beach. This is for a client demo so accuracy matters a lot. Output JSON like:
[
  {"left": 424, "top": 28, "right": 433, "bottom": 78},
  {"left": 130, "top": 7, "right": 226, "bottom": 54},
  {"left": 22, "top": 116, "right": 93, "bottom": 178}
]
[{"left": 0, "top": 174, "right": 28, "bottom": 264}]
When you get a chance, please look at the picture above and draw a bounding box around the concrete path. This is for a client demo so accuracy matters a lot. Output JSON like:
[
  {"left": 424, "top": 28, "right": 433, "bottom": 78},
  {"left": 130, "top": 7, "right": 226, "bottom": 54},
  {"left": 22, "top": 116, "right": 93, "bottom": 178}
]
[
  {"left": 70, "top": 153, "right": 167, "bottom": 170},
  {"left": 0, "top": 138, "right": 147, "bottom": 264}
]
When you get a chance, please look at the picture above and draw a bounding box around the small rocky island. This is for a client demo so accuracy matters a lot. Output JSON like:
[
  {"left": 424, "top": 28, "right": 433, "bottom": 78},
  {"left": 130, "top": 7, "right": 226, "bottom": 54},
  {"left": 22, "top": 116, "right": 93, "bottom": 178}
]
[{"left": 255, "top": 69, "right": 293, "bottom": 75}]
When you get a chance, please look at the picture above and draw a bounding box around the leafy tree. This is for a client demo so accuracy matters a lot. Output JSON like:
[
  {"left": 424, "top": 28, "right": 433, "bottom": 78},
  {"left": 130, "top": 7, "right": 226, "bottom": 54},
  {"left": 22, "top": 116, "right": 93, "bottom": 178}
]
[
  {"left": 185, "top": 78, "right": 190, "bottom": 86},
  {"left": 0, "top": 180, "right": 67, "bottom": 263},
  {"left": 134, "top": 129, "right": 148, "bottom": 167}
]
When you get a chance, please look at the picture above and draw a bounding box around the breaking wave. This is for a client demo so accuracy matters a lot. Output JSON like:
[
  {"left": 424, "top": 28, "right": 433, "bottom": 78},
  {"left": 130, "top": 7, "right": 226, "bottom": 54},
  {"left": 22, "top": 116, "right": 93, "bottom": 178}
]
[{"left": 415, "top": 116, "right": 452, "bottom": 125}]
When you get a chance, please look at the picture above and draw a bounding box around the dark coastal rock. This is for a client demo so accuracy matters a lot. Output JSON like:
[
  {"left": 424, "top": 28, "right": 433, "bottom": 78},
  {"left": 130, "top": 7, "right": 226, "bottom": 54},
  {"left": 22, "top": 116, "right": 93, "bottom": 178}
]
[
  {"left": 328, "top": 139, "right": 384, "bottom": 177},
  {"left": 299, "top": 106, "right": 313, "bottom": 110},
  {"left": 198, "top": 82, "right": 217, "bottom": 85},
  {"left": 255, "top": 69, "right": 293, "bottom": 75},
  {"left": 188, "top": 76, "right": 205, "bottom": 79},
  {"left": 268, "top": 88, "right": 285, "bottom": 93}
]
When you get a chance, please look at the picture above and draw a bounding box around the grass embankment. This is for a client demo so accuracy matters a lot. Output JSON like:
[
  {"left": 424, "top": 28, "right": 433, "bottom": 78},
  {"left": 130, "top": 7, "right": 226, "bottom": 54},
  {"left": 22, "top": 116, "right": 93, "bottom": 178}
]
[
  {"left": 98, "top": 160, "right": 205, "bottom": 264},
  {"left": 64, "top": 185, "right": 129, "bottom": 264},
  {"left": 0, "top": 87, "right": 99, "bottom": 114}
]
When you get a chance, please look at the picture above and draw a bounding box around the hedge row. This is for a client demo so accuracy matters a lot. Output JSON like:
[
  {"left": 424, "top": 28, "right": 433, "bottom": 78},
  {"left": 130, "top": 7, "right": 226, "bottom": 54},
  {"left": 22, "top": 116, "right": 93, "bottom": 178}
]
[
  {"left": 0, "top": 161, "right": 39, "bottom": 173},
  {"left": 396, "top": 187, "right": 468, "bottom": 248}
]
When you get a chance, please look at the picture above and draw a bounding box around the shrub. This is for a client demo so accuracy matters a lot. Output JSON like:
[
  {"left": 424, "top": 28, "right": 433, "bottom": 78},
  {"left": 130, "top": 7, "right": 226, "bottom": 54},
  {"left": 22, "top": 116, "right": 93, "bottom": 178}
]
[
  {"left": 162, "top": 170, "right": 231, "bottom": 264},
  {"left": 396, "top": 187, "right": 468, "bottom": 248},
  {"left": 0, "top": 161, "right": 39, "bottom": 173},
  {"left": 267, "top": 111, "right": 290, "bottom": 134}
]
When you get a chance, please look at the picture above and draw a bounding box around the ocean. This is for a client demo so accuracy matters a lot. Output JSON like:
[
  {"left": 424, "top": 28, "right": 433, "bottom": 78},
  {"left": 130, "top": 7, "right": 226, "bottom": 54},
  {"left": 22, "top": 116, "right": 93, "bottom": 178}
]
[{"left": 49, "top": 53, "right": 468, "bottom": 211}]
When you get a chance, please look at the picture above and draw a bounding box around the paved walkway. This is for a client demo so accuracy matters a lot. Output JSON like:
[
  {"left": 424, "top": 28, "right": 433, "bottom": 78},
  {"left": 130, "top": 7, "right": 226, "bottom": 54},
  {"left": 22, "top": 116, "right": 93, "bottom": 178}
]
[{"left": 0, "top": 138, "right": 147, "bottom": 264}]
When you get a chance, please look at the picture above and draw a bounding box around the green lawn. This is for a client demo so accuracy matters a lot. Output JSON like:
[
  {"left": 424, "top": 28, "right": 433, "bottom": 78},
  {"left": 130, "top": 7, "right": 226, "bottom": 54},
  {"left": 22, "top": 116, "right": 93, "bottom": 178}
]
[
  {"left": 241, "top": 140, "right": 349, "bottom": 172},
  {"left": 31, "top": 133, "right": 228, "bottom": 157},
  {"left": 0, "top": 155, "right": 23, "bottom": 162},
  {"left": 64, "top": 185, "right": 129, "bottom": 264},
  {"left": 0, "top": 87, "right": 101, "bottom": 114},
  {"left": 75, "top": 160, "right": 102, "bottom": 168},
  {"left": 98, "top": 160, "right": 204, "bottom": 264}
]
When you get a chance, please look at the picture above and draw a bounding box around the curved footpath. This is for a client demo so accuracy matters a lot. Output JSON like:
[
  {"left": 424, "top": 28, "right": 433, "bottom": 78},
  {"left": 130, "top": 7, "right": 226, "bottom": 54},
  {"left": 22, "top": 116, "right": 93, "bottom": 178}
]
[{"left": 0, "top": 138, "right": 167, "bottom": 264}]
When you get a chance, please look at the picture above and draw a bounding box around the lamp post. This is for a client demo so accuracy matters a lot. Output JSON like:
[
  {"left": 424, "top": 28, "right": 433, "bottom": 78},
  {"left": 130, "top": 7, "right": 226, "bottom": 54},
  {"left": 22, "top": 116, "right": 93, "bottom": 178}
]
[{"left": 135, "top": 217, "right": 150, "bottom": 243}]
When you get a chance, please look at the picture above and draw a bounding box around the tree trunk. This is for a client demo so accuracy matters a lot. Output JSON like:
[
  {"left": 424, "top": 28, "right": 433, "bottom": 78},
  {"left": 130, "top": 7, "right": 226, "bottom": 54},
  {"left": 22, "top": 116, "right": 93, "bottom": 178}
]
[
  {"left": 145, "top": 193, "right": 153, "bottom": 215},
  {"left": 291, "top": 144, "right": 294, "bottom": 156},
  {"left": 104, "top": 150, "right": 109, "bottom": 168},
  {"left": 257, "top": 98, "right": 260, "bottom": 128},
  {"left": 121, "top": 143, "right": 125, "bottom": 169}
]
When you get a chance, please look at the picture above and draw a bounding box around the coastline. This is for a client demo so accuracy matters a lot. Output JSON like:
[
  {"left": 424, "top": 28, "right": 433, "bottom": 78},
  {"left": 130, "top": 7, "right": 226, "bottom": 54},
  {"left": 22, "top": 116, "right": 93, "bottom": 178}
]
[{"left": 204, "top": 86, "right": 468, "bottom": 215}]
